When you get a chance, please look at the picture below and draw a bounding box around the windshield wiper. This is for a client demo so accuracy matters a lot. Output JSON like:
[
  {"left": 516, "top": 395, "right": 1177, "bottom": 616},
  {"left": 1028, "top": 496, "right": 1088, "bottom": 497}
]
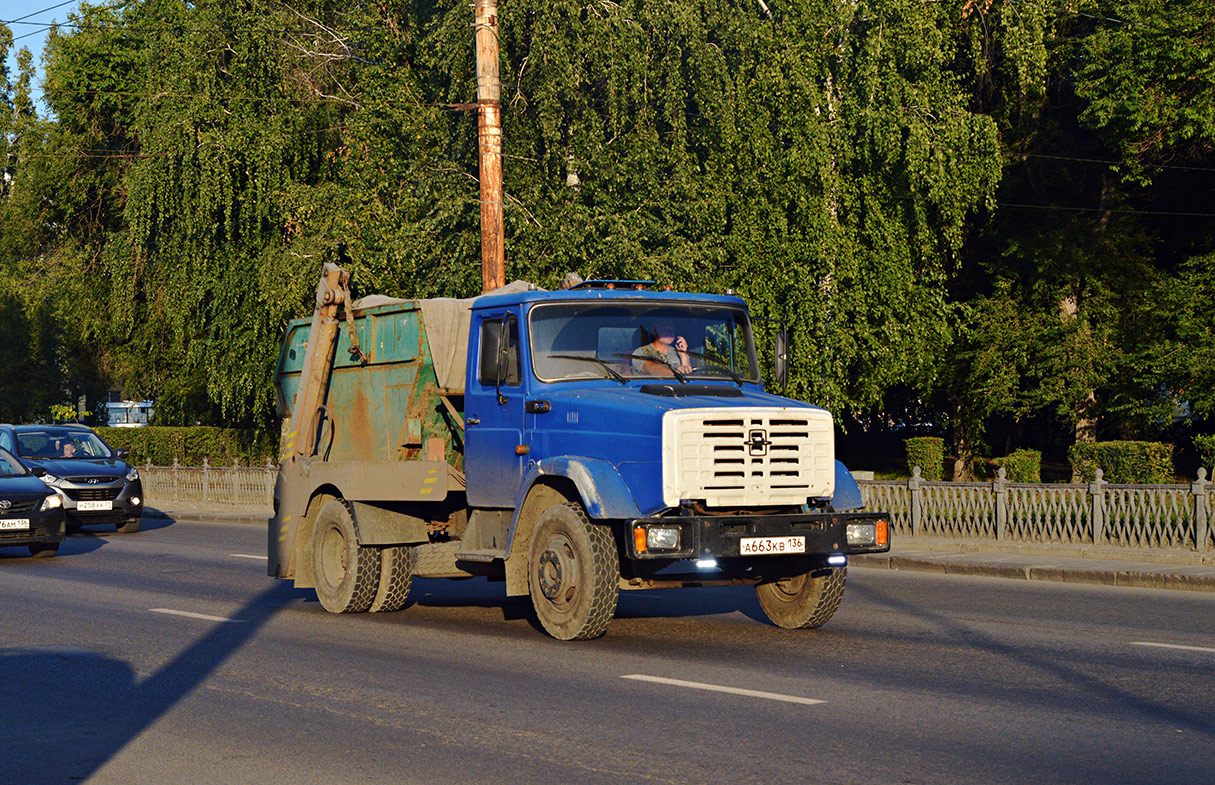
[
  {"left": 613, "top": 352, "right": 688, "bottom": 383},
  {"left": 545, "top": 354, "right": 627, "bottom": 384},
  {"left": 681, "top": 349, "right": 745, "bottom": 387}
]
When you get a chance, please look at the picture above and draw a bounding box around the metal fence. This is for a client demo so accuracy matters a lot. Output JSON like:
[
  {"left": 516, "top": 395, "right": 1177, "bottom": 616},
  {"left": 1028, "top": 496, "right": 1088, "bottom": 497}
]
[
  {"left": 140, "top": 460, "right": 1214, "bottom": 553},
  {"left": 859, "top": 467, "right": 1213, "bottom": 553},
  {"left": 141, "top": 461, "right": 276, "bottom": 508}
]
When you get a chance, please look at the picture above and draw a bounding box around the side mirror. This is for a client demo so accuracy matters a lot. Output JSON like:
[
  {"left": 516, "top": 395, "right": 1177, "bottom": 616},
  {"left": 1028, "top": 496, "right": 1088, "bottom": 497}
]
[
  {"left": 31, "top": 466, "right": 47, "bottom": 477},
  {"left": 116, "top": 448, "right": 130, "bottom": 459},
  {"left": 774, "top": 327, "right": 789, "bottom": 390}
]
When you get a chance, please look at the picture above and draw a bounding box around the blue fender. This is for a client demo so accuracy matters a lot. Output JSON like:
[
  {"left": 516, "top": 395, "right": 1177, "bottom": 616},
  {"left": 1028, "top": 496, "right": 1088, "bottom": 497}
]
[
  {"left": 832, "top": 461, "right": 864, "bottom": 511},
  {"left": 512, "top": 456, "right": 643, "bottom": 522}
]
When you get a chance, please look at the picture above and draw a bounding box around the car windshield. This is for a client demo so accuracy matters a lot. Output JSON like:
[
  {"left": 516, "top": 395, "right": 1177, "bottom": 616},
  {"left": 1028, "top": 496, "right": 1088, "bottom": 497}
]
[
  {"left": 14, "top": 430, "right": 114, "bottom": 460},
  {"left": 529, "top": 301, "right": 760, "bottom": 383},
  {"left": 0, "top": 449, "right": 27, "bottom": 476}
]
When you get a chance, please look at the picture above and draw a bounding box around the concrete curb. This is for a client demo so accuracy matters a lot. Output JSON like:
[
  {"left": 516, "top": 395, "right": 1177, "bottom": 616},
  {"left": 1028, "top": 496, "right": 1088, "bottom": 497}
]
[
  {"left": 851, "top": 552, "right": 1215, "bottom": 593},
  {"left": 142, "top": 507, "right": 270, "bottom": 526}
]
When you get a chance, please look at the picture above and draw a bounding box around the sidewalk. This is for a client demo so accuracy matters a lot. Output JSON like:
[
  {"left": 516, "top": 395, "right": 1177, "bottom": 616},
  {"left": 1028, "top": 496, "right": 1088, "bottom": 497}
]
[
  {"left": 851, "top": 537, "right": 1215, "bottom": 593},
  {"left": 142, "top": 504, "right": 1215, "bottom": 593}
]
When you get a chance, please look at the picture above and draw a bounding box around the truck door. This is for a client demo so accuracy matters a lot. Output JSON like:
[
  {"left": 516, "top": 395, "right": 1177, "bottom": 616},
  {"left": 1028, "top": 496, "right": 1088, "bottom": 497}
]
[{"left": 465, "top": 312, "right": 527, "bottom": 508}]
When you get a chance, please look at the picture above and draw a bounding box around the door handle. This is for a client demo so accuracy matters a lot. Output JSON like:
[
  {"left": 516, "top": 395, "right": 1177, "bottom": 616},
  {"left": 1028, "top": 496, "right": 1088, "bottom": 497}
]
[
  {"left": 466, "top": 417, "right": 481, "bottom": 425},
  {"left": 526, "top": 400, "right": 551, "bottom": 414}
]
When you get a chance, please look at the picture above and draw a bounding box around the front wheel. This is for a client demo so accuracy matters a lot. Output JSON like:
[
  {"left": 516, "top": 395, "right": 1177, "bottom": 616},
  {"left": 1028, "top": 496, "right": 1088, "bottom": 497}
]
[
  {"left": 312, "top": 500, "right": 381, "bottom": 613},
  {"left": 529, "top": 502, "right": 619, "bottom": 641},
  {"left": 116, "top": 517, "right": 140, "bottom": 534},
  {"left": 28, "top": 542, "right": 59, "bottom": 558},
  {"left": 755, "top": 567, "right": 847, "bottom": 629}
]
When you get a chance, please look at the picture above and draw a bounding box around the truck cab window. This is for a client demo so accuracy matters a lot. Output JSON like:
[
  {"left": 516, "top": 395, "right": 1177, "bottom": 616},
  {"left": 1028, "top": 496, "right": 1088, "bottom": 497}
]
[{"left": 478, "top": 316, "right": 521, "bottom": 387}]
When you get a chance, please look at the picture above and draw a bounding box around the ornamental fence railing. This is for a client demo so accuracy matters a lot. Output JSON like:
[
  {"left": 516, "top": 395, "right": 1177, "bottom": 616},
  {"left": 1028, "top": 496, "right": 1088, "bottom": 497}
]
[
  {"left": 140, "top": 460, "right": 1213, "bottom": 553},
  {"left": 141, "top": 460, "right": 276, "bottom": 508},
  {"left": 858, "top": 467, "right": 1213, "bottom": 553}
]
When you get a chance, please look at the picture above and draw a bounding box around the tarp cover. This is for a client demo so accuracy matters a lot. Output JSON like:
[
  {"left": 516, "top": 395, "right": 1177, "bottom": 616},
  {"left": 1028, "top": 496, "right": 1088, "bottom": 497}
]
[{"left": 352, "top": 280, "right": 538, "bottom": 394}]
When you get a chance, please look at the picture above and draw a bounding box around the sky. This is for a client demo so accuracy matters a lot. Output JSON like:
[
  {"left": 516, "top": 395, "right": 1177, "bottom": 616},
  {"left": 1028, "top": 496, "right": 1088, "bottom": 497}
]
[{"left": 3, "top": 0, "right": 85, "bottom": 112}]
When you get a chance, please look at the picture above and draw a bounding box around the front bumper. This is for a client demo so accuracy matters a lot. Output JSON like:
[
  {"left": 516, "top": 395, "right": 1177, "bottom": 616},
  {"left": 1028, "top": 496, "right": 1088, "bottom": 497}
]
[
  {"left": 625, "top": 511, "right": 891, "bottom": 563},
  {"left": 0, "top": 507, "right": 66, "bottom": 548},
  {"left": 56, "top": 478, "right": 145, "bottom": 523}
]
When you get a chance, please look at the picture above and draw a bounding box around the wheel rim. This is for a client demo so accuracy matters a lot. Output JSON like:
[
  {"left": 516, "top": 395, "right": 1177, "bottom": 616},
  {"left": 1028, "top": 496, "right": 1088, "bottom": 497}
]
[
  {"left": 536, "top": 533, "right": 580, "bottom": 610},
  {"left": 317, "top": 524, "right": 348, "bottom": 592},
  {"left": 769, "top": 574, "right": 808, "bottom": 603}
]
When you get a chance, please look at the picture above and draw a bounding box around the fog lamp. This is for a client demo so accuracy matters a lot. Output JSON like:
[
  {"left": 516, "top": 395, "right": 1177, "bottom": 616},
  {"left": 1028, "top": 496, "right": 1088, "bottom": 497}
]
[
  {"left": 130, "top": 496, "right": 142, "bottom": 507},
  {"left": 846, "top": 522, "right": 877, "bottom": 546},
  {"left": 828, "top": 554, "right": 847, "bottom": 566},
  {"left": 646, "top": 526, "right": 681, "bottom": 551}
]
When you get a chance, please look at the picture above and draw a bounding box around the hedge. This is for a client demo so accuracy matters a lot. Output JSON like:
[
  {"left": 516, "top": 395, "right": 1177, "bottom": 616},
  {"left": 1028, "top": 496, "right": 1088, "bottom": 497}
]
[
  {"left": 96, "top": 426, "right": 276, "bottom": 467},
  {"left": 1067, "top": 441, "right": 1175, "bottom": 484},
  {"left": 995, "top": 449, "right": 1042, "bottom": 483},
  {"left": 905, "top": 437, "right": 945, "bottom": 481},
  {"left": 1194, "top": 434, "right": 1215, "bottom": 474}
]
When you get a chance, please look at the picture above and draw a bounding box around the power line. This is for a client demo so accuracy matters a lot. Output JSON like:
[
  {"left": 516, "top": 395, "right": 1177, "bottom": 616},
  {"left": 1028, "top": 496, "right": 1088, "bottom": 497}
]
[
  {"left": 2, "top": 1, "right": 79, "bottom": 25},
  {"left": 995, "top": 202, "right": 1215, "bottom": 218},
  {"left": 1014, "top": 153, "right": 1215, "bottom": 174}
]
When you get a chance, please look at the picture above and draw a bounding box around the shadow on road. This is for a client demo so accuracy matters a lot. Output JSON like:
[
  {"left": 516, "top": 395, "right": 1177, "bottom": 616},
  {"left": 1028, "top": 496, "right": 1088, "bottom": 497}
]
[
  {"left": 848, "top": 580, "right": 1215, "bottom": 736},
  {"left": 1, "top": 581, "right": 300, "bottom": 784}
]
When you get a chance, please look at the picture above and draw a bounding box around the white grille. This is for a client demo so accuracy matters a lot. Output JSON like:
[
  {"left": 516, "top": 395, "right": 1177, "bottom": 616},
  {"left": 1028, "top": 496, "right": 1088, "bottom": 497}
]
[{"left": 662, "top": 407, "right": 835, "bottom": 508}]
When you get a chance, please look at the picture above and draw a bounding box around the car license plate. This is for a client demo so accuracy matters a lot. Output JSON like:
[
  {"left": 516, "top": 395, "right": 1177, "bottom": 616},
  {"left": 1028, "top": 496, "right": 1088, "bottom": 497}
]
[
  {"left": 0, "top": 519, "right": 31, "bottom": 530},
  {"left": 77, "top": 501, "right": 113, "bottom": 511},
  {"left": 739, "top": 535, "right": 805, "bottom": 555}
]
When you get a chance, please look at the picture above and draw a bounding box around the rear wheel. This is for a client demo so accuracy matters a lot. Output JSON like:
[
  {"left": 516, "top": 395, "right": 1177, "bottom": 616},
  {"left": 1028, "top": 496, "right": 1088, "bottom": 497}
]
[
  {"left": 369, "top": 545, "right": 415, "bottom": 613},
  {"left": 528, "top": 502, "right": 619, "bottom": 641},
  {"left": 755, "top": 567, "right": 847, "bottom": 629},
  {"left": 28, "top": 542, "right": 59, "bottom": 558},
  {"left": 312, "top": 500, "right": 380, "bottom": 613}
]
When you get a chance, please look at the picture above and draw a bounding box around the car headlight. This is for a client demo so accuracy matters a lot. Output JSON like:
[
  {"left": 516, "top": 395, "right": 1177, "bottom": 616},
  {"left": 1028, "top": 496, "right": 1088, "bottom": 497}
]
[
  {"left": 126, "top": 469, "right": 139, "bottom": 482},
  {"left": 41, "top": 493, "right": 63, "bottom": 511}
]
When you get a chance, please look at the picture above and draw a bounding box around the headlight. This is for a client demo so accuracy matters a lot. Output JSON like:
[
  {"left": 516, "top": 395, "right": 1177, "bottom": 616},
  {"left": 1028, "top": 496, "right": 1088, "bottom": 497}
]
[
  {"left": 846, "top": 523, "right": 876, "bottom": 546},
  {"left": 41, "top": 493, "right": 63, "bottom": 511},
  {"left": 633, "top": 525, "right": 681, "bottom": 553},
  {"left": 126, "top": 469, "right": 139, "bottom": 482},
  {"left": 845, "top": 519, "right": 889, "bottom": 547}
]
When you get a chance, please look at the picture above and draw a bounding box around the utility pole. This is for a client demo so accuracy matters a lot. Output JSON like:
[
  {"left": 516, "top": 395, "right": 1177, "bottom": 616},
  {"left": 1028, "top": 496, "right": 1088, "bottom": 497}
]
[{"left": 474, "top": 0, "right": 505, "bottom": 293}]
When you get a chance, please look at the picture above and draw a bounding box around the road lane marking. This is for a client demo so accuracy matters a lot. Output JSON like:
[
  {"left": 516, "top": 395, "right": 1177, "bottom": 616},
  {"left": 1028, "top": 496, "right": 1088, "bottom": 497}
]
[
  {"left": 1131, "top": 641, "right": 1215, "bottom": 654},
  {"left": 621, "top": 675, "right": 825, "bottom": 705},
  {"left": 150, "top": 608, "right": 245, "bottom": 624},
  {"left": 232, "top": 553, "right": 268, "bottom": 560}
]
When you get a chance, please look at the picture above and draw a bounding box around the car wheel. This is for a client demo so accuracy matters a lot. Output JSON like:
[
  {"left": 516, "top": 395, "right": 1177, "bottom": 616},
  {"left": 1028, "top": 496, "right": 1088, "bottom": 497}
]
[
  {"left": 28, "top": 542, "right": 60, "bottom": 558},
  {"left": 116, "top": 517, "right": 140, "bottom": 534},
  {"left": 311, "top": 500, "right": 380, "bottom": 613},
  {"left": 755, "top": 566, "right": 847, "bottom": 629},
  {"left": 528, "top": 502, "right": 619, "bottom": 641}
]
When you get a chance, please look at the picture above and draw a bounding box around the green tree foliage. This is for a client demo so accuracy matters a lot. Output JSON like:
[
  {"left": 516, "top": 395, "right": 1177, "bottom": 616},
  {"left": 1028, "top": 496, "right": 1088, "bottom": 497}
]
[{"left": 0, "top": 0, "right": 1210, "bottom": 468}]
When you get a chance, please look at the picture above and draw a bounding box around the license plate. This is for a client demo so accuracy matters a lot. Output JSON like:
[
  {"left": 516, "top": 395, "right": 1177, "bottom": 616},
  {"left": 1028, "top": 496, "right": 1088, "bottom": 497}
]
[
  {"left": 740, "top": 535, "right": 806, "bottom": 555},
  {"left": 77, "top": 501, "right": 113, "bottom": 511},
  {"left": 0, "top": 519, "right": 31, "bottom": 530}
]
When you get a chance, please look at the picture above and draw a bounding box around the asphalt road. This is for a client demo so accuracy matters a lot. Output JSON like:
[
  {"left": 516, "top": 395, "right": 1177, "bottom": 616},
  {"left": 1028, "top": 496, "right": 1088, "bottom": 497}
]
[{"left": 1, "top": 518, "right": 1213, "bottom": 785}]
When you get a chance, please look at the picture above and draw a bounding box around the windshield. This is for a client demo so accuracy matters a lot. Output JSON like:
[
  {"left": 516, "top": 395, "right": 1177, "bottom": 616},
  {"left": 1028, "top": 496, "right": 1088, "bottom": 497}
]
[
  {"left": 15, "top": 430, "right": 114, "bottom": 460},
  {"left": 529, "top": 301, "right": 760, "bottom": 383},
  {"left": 0, "top": 448, "right": 27, "bottom": 476}
]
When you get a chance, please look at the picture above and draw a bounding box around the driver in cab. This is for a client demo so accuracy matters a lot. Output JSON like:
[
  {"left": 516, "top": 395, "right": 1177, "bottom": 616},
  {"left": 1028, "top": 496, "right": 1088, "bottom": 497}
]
[{"left": 634, "top": 319, "right": 694, "bottom": 376}]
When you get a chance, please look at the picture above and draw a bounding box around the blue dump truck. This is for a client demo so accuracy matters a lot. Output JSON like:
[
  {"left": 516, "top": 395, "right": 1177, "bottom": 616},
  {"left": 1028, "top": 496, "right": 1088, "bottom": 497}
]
[{"left": 269, "top": 265, "right": 889, "bottom": 640}]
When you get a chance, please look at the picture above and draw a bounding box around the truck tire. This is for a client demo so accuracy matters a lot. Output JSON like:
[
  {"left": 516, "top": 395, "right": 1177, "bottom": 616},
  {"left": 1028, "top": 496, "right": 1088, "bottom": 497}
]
[
  {"left": 369, "top": 545, "right": 415, "bottom": 613},
  {"left": 755, "top": 567, "right": 847, "bottom": 629},
  {"left": 528, "top": 502, "right": 619, "bottom": 641},
  {"left": 312, "top": 500, "right": 381, "bottom": 613}
]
